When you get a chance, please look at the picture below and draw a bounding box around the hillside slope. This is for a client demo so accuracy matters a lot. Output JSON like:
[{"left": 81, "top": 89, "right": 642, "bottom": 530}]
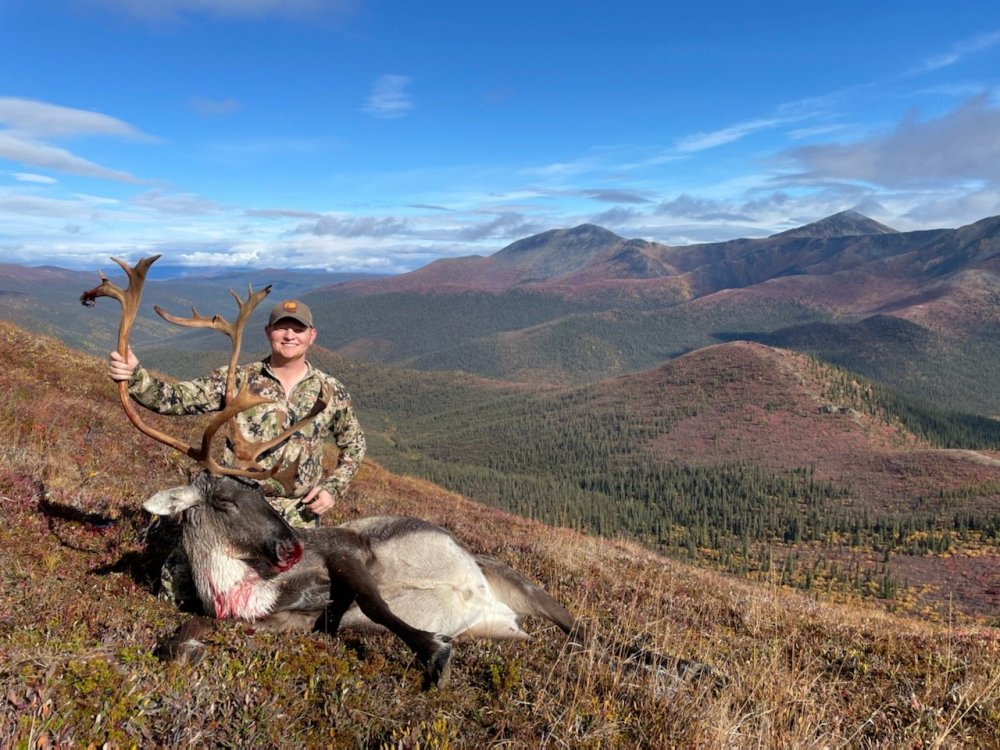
[
  {"left": 1, "top": 322, "right": 999, "bottom": 746},
  {"left": 604, "top": 341, "right": 1000, "bottom": 506},
  {"left": 308, "top": 341, "right": 1000, "bottom": 619},
  {"left": 335, "top": 340, "right": 1000, "bottom": 514}
]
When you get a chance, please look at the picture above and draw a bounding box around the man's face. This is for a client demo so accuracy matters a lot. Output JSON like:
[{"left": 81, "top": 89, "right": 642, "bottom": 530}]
[{"left": 265, "top": 318, "right": 317, "bottom": 362}]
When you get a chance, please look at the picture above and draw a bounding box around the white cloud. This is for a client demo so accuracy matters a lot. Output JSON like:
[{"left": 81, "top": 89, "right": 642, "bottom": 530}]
[
  {"left": 665, "top": 87, "right": 857, "bottom": 159},
  {"left": 920, "top": 30, "right": 1000, "bottom": 72},
  {"left": 580, "top": 189, "right": 653, "bottom": 204},
  {"left": 520, "top": 157, "right": 602, "bottom": 177},
  {"left": 590, "top": 206, "right": 641, "bottom": 227},
  {"left": 782, "top": 93, "right": 1000, "bottom": 187},
  {"left": 451, "top": 213, "right": 544, "bottom": 242},
  {"left": 0, "top": 192, "right": 107, "bottom": 219},
  {"left": 0, "top": 133, "right": 140, "bottom": 182},
  {"left": 0, "top": 99, "right": 152, "bottom": 183},
  {"left": 146, "top": 235, "right": 434, "bottom": 274},
  {"left": 12, "top": 172, "right": 57, "bottom": 184},
  {"left": 787, "top": 124, "right": 849, "bottom": 140},
  {"left": 131, "top": 189, "right": 225, "bottom": 215},
  {"left": 675, "top": 117, "right": 786, "bottom": 153},
  {"left": 900, "top": 185, "right": 1000, "bottom": 227},
  {"left": 362, "top": 75, "right": 414, "bottom": 119},
  {"left": 293, "top": 215, "right": 409, "bottom": 238},
  {"left": 655, "top": 194, "right": 754, "bottom": 223},
  {"left": 0, "top": 97, "right": 151, "bottom": 140},
  {"left": 246, "top": 207, "right": 323, "bottom": 219}
]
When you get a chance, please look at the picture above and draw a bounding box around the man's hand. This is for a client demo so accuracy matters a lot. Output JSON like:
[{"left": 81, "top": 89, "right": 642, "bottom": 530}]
[
  {"left": 301, "top": 486, "right": 335, "bottom": 515},
  {"left": 109, "top": 346, "right": 139, "bottom": 382}
]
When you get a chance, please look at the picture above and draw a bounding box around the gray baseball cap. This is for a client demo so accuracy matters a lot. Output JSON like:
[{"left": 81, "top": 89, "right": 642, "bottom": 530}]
[{"left": 267, "top": 299, "right": 313, "bottom": 327}]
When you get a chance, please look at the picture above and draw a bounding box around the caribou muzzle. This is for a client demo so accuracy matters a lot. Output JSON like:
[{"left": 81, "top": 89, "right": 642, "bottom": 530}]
[{"left": 273, "top": 537, "right": 304, "bottom": 572}]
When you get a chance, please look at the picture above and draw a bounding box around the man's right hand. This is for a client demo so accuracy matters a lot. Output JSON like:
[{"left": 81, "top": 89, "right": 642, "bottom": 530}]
[{"left": 109, "top": 347, "right": 139, "bottom": 382}]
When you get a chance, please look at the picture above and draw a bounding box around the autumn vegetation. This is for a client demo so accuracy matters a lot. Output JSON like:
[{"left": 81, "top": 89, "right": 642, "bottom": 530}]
[
  {"left": 3, "top": 321, "right": 1000, "bottom": 746},
  {"left": 307, "top": 341, "right": 1000, "bottom": 624}
]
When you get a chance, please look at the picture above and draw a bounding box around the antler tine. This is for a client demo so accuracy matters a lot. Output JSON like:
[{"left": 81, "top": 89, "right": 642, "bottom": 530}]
[
  {"left": 81, "top": 255, "right": 202, "bottom": 461},
  {"left": 228, "top": 385, "right": 329, "bottom": 471},
  {"left": 154, "top": 282, "right": 272, "bottom": 402},
  {"left": 151, "top": 281, "right": 303, "bottom": 488},
  {"left": 84, "top": 261, "right": 312, "bottom": 494},
  {"left": 224, "top": 284, "right": 273, "bottom": 400},
  {"left": 154, "top": 305, "right": 232, "bottom": 334},
  {"left": 81, "top": 255, "right": 161, "bottom": 356}
]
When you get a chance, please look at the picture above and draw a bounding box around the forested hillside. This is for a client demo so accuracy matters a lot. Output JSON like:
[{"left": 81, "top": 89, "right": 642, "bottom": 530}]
[{"left": 305, "top": 343, "right": 1000, "bottom": 620}]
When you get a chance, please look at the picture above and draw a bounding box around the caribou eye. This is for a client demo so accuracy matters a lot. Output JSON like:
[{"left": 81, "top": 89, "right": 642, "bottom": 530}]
[{"left": 211, "top": 494, "right": 238, "bottom": 511}]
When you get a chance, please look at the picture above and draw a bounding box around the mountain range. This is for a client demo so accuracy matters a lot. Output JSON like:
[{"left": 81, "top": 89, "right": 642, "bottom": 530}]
[
  {"left": 3, "top": 210, "right": 998, "bottom": 415},
  {"left": 330, "top": 210, "right": 998, "bottom": 310},
  {"left": 301, "top": 211, "right": 1000, "bottom": 414}
]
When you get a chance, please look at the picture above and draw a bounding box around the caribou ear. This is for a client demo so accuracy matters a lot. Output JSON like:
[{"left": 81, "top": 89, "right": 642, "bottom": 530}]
[{"left": 143, "top": 485, "right": 205, "bottom": 515}]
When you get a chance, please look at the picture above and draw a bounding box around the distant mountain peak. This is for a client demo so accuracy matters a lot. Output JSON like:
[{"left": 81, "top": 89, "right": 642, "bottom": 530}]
[
  {"left": 773, "top": 210, "right": 898, "bottom": 239},
  {"left": 567, "top": 222, "right": 622, "bottom": 237},
  {"left": 489, "top": 223, "right": 625, "bottom": 278},
  {"left": 497, "top": 224, "right": 623, "bottom": 256}
]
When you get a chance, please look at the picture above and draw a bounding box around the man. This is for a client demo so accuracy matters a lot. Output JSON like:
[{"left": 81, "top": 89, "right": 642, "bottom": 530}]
[
  {"left": 109, "top": 299, "right": 366, "bottom": 603},
  {"left": 110, "top": 298, "right": 366, "bottom": 525}
]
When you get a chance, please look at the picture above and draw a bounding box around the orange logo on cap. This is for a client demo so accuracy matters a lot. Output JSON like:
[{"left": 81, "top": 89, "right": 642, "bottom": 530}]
[{"left": 283, "top": 301, "right": 297, "bottom": 312}]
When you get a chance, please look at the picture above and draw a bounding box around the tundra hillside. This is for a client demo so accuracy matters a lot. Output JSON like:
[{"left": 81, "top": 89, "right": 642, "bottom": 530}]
[
  {"left": 1, "top": 321, "right": 999, "bottom": 747},
  {"left": 318, "top": 342, "right": 1000, "bottom": 622}
]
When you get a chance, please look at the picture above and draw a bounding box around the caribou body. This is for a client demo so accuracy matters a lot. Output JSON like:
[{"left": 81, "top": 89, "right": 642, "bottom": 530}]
[{"left": 144, "top": 473, "right": 576, "bottom": 687}]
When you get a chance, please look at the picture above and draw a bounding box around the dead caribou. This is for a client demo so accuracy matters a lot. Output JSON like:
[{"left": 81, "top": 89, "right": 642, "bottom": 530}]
[
  {"left": 143, "top": 472, "right": 577, "bottom": 687},
  {"left": 81, "top": 255, "right": 576, "bottom": 688}
]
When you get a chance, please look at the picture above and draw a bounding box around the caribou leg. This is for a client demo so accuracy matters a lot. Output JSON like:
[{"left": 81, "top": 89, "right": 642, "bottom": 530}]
[{"left": 324, "top": 548, "right": 453, "bottom": 689}]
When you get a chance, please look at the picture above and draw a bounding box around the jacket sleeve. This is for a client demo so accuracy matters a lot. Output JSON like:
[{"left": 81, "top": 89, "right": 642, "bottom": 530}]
[
  {"left": 321, "top": 401, "right": 367, "bottom": 498},
  {"left": 127, "top": 365, "right": 229, "bottom": 416}
]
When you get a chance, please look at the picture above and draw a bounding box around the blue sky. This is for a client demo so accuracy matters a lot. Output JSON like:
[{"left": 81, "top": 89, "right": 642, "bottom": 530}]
[{"left": 1, "top": 0, "right": 999, "bottom": 273}]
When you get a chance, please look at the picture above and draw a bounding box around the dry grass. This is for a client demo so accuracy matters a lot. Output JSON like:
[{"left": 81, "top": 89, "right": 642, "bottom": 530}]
[{"left": 2, "top": 321, "right": 999, "bottom": 747}]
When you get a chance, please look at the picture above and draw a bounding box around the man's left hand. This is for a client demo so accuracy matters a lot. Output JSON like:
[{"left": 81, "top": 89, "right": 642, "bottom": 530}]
[{"left": 301, "top": 487, "right": 335, "bottom": 515}]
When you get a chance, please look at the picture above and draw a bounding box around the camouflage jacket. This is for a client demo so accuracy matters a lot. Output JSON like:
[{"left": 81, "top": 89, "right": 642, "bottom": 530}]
[{"left": 128, "top": 359, "right": 366, "bottom": 511}]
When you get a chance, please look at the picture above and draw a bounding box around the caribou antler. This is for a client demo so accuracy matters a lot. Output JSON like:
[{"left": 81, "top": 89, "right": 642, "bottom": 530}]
[
  {"left": 153, "top": 285, "right": 270, "bottom": 404},
  {"left": 154, "top": 291, "right": 328, "bottom": 479},
  {"left": 81, "top": 256, "right": 320, "bottom": 491},
  {"left": 80, "top": 255, "right": 202, "bottom": 461}
]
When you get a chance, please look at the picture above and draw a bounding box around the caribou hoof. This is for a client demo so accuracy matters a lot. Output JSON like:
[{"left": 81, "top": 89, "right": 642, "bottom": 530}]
[
  {"left": 156, "top": 616, "right": 214, "bottom": 666},
  {"left": 421, "top": 636, "right": 453, "bottom": 690}
]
